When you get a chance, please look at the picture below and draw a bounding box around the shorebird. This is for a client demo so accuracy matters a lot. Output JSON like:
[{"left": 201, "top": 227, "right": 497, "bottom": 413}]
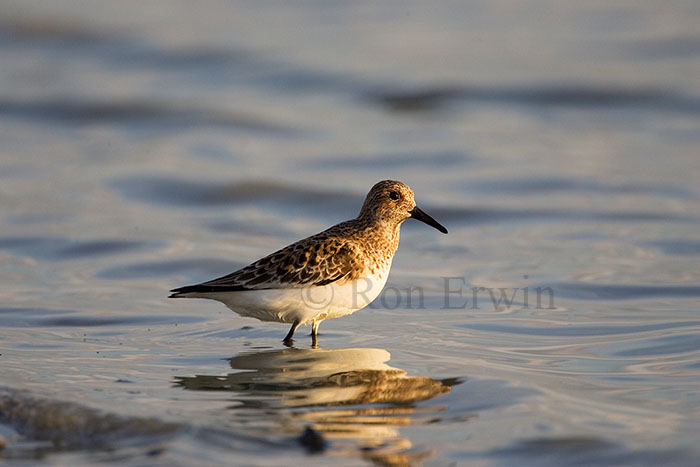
[{"left": 169, "top": 180, "right": 447, "bottom": 345}]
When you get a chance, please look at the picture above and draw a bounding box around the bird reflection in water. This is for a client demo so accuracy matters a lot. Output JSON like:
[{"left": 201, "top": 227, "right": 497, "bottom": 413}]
[{"left": 176, "top": 347, "right": 459, "bottom": 465}]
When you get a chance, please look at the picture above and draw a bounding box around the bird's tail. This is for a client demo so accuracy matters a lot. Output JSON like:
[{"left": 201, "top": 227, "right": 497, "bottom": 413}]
[
  {"left": 169, "top": 283, "right": 246, "bottom": 298},
  {"left": 168, "top": 285, "right": 203, "bottom": 298}
]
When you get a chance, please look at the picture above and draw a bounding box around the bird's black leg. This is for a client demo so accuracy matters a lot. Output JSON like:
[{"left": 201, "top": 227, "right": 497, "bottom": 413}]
[
  {"left": 283, "top": 320, "right": 300, "bottom": 346},
  {"left": 310, "top": 321, "right": 320, "bottom": 348}
]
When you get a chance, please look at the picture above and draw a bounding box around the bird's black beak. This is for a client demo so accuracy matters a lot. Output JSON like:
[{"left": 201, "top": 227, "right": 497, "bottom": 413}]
[{"left": 409, "top": 206, "right": 448, "bottom": 234}]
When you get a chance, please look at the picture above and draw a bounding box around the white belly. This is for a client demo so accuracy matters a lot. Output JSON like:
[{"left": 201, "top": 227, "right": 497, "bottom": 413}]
[{"left": 197, "top": 267, "right": 391, "bottom": 325}]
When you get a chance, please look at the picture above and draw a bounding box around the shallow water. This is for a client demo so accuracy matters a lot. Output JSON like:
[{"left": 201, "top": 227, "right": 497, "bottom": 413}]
[{"left": 1, "top": 1, "right": 699, "bottom": 465}]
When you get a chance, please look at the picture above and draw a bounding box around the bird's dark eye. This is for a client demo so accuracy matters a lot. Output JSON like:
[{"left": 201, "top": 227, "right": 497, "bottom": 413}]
[{"left": 389, "top": 191, "right": 400, "bottom": 201}]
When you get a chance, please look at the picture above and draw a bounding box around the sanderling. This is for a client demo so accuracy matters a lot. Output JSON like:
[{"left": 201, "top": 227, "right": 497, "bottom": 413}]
[{"left": 170, "top": 180, "right": 447, "bottom": 345}]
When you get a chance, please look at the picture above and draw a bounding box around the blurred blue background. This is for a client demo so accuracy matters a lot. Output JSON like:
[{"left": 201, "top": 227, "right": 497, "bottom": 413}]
[{"left": 1, "top": 1, "right": 699, "bottom": 465}]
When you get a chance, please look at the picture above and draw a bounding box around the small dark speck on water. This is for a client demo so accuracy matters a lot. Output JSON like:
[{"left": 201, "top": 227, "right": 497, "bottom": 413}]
[
  {"left": 148, "top": 447, "right": 165, "bottom": 457},
  {"left": 298, "top": 426, "right": 326, "bottom": 453}
]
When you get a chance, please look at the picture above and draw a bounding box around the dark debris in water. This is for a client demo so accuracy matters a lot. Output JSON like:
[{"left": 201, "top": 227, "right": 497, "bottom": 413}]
[{"left": 297, "top": 426, "right": 326, "bottom": 453}]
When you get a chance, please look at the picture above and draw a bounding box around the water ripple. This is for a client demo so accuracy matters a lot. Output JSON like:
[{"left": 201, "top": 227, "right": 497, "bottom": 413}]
[
  {"left": 460, "top": 321, "right": 699, "bottom": 338},
  {"left": 0, "top": 236, "right": 154, "bottom": 261},
  {"left": 111, "top": 176, "right": 356, "bottom": 209},
  {"left": 484, "top": 437, "right": 694, "bottom": 467},
  {"left": 611, "top": 333, "right": 700, "bottom": 357},
  {"left": 0, "top": 307, "right": 207, "bottom": 328},
  {"left": 550, "top": 283, "right": 700, "bottom": 300},
  {"left": 644, "top": 240, "right": 700, "bottom": 256},
  {"left": 307, "top": 151, "right": 471, "bottom": 170},
  {"left": 433, "top": 207, "right": 697, "bottom": 225},
  {"left": 367, "top": 85, "right": 700, "bottom": 114},
  {"left": 97, "top": 258, "right": 242, "bottom": 280},
  {"left": 468, "top": 176, "right": 697, "bottom": 199},
  {"left": 0, "top": 99, "right": 304, "bottom": 135}
]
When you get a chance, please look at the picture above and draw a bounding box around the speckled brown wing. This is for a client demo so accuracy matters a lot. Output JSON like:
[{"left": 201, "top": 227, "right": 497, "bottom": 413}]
[{"left": 169, "top": 235, "right": 365, "bottom": 296}]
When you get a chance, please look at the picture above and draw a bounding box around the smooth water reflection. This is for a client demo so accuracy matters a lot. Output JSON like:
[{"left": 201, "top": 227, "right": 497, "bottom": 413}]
[{"left": 177, "top": 347, "right": 456, "bottom": 463}]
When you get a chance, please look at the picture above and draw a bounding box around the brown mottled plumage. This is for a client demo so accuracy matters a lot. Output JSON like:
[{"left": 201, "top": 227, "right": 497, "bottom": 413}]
[{"left": 170, "top": 180, "right": 447, "bottom": 345}]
